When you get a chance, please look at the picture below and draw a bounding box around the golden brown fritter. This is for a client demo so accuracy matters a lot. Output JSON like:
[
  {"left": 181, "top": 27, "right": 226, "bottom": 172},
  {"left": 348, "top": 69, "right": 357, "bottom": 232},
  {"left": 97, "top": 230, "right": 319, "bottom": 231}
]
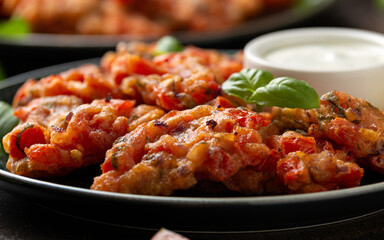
[
  {"left": 12, "top": 64, "right": 123, "bottom": 108},
  {"left": 13, "top": 42, "right": 242, "bottom": 111},
  {"left": 276, "top": 151, "right": 363, "bottom": 193},
  {"left": 272, "top": 90, "right": 384, "bottom": 174},
  {"left": 91, "top": 103, "right": 364, "bottom": 196},
  {"left": 91, "top": 105, "right": 273, "bottom": 195},
  {"left": 3, "top": 96, "right": 164, "bottom": 178},
  {"left": 105, "top": 44, "right": 242, "bottom": 110}
]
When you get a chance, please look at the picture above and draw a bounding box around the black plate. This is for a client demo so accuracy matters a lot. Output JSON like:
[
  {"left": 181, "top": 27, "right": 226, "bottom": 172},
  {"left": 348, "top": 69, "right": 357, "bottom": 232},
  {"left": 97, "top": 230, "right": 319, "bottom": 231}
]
[
  {"left": 1, "top": 58, "right": 384, "bottom": 233},
  {"left": 0, "top": 0, "right": 335, "bottom": 48}
]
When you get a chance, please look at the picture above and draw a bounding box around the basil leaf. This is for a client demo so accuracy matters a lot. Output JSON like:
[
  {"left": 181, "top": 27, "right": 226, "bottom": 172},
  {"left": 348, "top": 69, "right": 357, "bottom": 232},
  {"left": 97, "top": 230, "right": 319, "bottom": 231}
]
[
  {"left": 0, "top": 17, "right": 31, "bottom": 37},
  {"left": 375, "top": 0, "right": 384, "bottom": 11},
  {"left": 249, "top": 77, "right": 320, "bottom": 109},
  {"left": 223, "top": 68, "right": 320, "bottom": 110},
  {"left": 0, "top": 101, "right": 19, "bottom": 169},
  {"left": 221, "top": 68, "right": 274, "bottom": 102},
  {"left": 0, "top": 63, "right": 5, "bottom": 81},
  {"left": 154, "top": 36, "right": 184, "bottom": 55}
]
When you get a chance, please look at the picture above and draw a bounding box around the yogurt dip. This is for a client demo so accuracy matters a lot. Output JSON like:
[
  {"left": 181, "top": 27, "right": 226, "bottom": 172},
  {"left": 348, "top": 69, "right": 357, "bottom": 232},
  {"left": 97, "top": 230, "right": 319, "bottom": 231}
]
[
  {"left": 243, "top": 28, "right": 384, "bottom": 109},
  {"left": 264, "top": 41, "right": 384, "bottom": 71}
]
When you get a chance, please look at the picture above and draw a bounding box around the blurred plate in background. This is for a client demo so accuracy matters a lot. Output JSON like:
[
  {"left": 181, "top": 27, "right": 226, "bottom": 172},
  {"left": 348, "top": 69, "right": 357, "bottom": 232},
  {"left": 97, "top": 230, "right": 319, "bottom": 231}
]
[
  {"left": 0, "top": 0, "right": 335, "bottom": 48},
  {"left": 0, "top": 0, "right": 335, "bottom": 77}
]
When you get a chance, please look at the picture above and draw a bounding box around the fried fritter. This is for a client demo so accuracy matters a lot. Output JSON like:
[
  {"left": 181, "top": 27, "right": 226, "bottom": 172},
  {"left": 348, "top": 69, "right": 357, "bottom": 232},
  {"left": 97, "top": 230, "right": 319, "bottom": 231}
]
[
  {"left": 277, "top": 151, "right": 363, "bottom": 193},
  {"left": 233, "top": 130, "right": 364, "bottom": 195},
  {"left": 14, "top": 42, "right": 242, "bottom": 111},
  {"left": 1, "top": 0, "right": 98, "bottom": 34},
  {"left": 106, "top": 45, "right": 242, "bottom": 110},
  {"left": 3, "top": 96, "right": 164, "bottom": 177},
  {"left": 91, "top": 104, "right": 364, "bottom": 196},
  {"left": 12, "top": 64, "right": 123, "bottom": 108},
  {"left": 91, "top": 105, "right": 273, "bottom": 195},
  {"left": 272, "top": 90, "right": 384, "bottom": 174}
]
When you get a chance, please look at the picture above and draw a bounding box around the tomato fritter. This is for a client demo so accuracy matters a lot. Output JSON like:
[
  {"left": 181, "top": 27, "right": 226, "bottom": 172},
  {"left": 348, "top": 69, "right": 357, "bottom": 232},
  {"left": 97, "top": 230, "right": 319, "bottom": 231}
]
[
  {"left": 277, "top": 151, "right": 363, "bottom": 193},
  {"left": 271, "top": 90, "right": 384, "bottom": 174},
  {"left": 13, "top": 64, "right": 123, "bottom": 108},
  {"left": 91, "top": 104, "right": 364, "bottom": 196},
  {"left": 4, "top": 95, "right": 84, "bottom": 161},
  {"left": 14, "top": 41, "right": 242, "bottom": 111},
  {"left": 13, "top": 95, "right": 84, "bottom": 126},
  {"left": 91, "top": 105, "right": 272, "bottom": 195},
  {"left": 267, "top": 131, "right": 363, "bottom": 193},
  {"left": 3, "top": 96, "right": 164, "bottom": 177},
  {"left": 105, "top": 44, "right": 242, "bottom": 110},
  {"left": 230, "top": 130, "right": 364, "bottom": 195}
]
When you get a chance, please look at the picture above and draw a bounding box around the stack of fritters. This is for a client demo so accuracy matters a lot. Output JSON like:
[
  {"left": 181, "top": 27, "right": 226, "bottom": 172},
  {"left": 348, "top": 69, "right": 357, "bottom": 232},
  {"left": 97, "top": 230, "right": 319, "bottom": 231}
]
[{"left": 4, "top": 40, "right": 383, "bottom": 196}]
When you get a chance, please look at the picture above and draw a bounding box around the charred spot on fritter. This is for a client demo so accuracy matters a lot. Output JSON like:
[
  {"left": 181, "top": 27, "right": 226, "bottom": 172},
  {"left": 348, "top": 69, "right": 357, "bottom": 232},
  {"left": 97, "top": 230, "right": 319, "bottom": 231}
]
[
  {"left": 65, "top": 111, "right": 74, "bottom": 122},
  {"left": 206, "top": 119, "right": 218, "bottom": 129},
  {"left": 105, "top": 93, "right": 113, "bottom": 102},
  {"left": 51, "top": 125, "right": 65, "bottom": 133},
  {"left": 153, "top": 120, "right": 169, "bottom": 128}
]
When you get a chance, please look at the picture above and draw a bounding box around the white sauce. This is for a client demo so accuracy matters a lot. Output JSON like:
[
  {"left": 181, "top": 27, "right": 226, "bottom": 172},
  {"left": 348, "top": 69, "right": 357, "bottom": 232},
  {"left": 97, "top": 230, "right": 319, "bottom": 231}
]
[{"left": 264, "top": 41, "right": 384, "bottom": 71}]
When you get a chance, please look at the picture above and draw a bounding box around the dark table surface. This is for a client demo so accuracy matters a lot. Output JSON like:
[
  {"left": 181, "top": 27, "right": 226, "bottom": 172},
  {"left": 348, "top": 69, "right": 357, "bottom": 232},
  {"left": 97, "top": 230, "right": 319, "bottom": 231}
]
[
  {"left": 1, "top": 189, "right": 384, "bottom": 240},
  {"left": 1, "top": 0, "right": 384, "bottom": 239}
]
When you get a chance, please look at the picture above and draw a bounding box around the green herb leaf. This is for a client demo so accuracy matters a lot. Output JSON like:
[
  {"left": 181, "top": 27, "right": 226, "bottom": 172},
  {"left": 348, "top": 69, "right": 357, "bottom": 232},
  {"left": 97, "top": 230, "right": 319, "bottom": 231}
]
[
  {"left": 221, "top": 68, "right": 274, "bottom": 102},
  {"left": 154, "top": 36, "right": 184, "bottom": 55},
  {"left": 222, "top": 68, "right": 320, "bottom": 110},
  {"left": 0, "top": 62, "right": 5, "bottom": 81},
  {"left": 0, "top": 17, "right": 31, "bottom": 37},
  {"left": 375, "top": 0, "right": 384, "bottom": 11},
  {"left": 0, "top": 101, "right": 19, "bottom": 169},
  {"left": 250, "top": 77, "right": 320, "bottom": 109}
]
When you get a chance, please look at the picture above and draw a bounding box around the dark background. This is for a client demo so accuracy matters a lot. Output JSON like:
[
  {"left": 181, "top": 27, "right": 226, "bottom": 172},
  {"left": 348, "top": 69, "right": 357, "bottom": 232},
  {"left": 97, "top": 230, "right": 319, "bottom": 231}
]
[{"left": 1, "top": 0, "right": 384, "bottom": 239}]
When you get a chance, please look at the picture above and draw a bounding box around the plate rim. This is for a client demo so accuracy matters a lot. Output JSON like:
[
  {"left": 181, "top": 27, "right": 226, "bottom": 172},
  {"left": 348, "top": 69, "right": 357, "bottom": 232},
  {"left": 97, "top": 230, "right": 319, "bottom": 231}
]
[{"left": 1, "top": 166, "right": 384, "bottom": 205}]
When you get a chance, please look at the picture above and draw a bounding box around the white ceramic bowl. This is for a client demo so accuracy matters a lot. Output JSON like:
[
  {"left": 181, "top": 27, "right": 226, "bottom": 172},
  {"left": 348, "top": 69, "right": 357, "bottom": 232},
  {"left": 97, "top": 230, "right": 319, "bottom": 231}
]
[{"left": 244, "top": 27, "right": 384, "bottom": 109}]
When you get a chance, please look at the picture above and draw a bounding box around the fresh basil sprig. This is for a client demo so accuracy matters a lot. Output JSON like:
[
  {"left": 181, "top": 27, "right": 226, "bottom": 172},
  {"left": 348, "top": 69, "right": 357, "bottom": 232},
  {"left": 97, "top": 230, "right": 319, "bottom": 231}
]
[
  {"left": 222, "top": 68, "right": 320, "bottom": 110},
  {"left": 0, "top": 17, "right": 31, "bottom": 37},
  {"left": 154, "top": 36, "right": 184, "bottom": 55}
]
